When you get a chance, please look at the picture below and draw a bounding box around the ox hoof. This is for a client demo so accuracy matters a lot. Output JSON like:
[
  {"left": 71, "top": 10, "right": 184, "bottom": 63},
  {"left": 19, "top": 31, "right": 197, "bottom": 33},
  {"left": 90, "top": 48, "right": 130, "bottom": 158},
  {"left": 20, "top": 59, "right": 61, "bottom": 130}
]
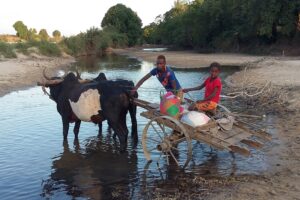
[{"left": 120, "top": 146, "right": 127, "bottom": 153}]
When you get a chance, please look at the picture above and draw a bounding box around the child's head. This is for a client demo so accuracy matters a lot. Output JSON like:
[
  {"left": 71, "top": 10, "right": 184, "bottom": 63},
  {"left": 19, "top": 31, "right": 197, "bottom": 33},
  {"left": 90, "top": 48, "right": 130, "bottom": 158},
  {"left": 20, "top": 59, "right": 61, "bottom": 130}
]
[
  {"left": 156, "top": 55, "right": 166, "bottom": 71},
  {"left": 209, "top": 62, "right": 221, "bottom": 78}
]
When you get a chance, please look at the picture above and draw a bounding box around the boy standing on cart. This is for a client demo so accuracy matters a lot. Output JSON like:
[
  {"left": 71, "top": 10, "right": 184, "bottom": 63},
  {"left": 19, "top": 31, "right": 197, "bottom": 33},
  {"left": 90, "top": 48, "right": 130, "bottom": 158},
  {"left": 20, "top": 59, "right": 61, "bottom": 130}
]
[{"left": 131, "top": 55, "right": 183, "bottom": 100}]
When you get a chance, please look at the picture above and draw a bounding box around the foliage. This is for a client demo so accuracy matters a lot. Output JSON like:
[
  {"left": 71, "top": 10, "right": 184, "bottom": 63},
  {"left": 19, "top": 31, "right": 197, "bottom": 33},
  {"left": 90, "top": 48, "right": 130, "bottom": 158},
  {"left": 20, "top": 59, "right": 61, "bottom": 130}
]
[
  {"left": 60, "top": 26, "right": 128, "bottom": 56},
  {"left": 0, "top": 42, "right": 17, "bottom": 58},
  {"left": 35, "top": 41, "right": 61, "bottom": 56},
  {"left": 13, "top": 21, "right": 29, "bottom": 40},
  {"left": 145, "top": 0, "right": 300, "bottom": 50},
  {"left": 59, "top": 34, "right": 86, "bottom": 56},
  {"left": 28, "top": 28, "right": 38, "bottom": 41},
  {"left": 52, "top": 30, "right": 61, "bottom": 42},
  {"left": 39, "top": 29, "right": 49, "bottom": 41},
  {"left": 101, "top": 26, "right": 128, "bottom": 48},
  {"left": 101, "top": 3, "right": 142, "bottom": 46},
  {"left": 14, "top": 42, "right": 32, "bottom": 55}
]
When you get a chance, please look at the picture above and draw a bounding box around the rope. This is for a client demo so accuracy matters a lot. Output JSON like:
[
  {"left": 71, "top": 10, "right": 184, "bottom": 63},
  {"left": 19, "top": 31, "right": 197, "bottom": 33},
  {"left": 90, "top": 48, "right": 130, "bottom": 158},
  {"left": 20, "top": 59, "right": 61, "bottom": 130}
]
[{"left": 41, "top": 81, "right": 55, "bottom": 101}]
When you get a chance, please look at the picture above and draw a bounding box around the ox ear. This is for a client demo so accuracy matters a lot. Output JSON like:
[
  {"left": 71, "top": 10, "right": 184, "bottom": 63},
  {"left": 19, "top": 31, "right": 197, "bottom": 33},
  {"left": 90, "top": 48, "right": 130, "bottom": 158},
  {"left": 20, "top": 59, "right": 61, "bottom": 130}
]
[
  {"left": 75, "top": 69, "right": 81, "bottom": 79},
  {"left": 94, "top": 73, "right": 107, "bottom": 81}
]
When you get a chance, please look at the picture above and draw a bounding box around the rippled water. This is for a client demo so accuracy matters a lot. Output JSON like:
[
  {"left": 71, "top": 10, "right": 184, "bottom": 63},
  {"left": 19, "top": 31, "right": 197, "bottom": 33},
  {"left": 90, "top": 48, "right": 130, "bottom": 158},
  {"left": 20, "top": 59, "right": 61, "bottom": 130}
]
[{"left": 0, "top": 54, "right": 274, "bottom": 199}]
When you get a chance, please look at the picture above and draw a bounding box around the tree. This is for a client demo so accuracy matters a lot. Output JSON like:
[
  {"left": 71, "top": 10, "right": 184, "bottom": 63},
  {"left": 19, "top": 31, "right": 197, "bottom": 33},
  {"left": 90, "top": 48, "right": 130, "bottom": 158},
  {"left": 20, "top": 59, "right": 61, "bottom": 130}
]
[
  {"left": 101, "top": 4, "right": 142, "bottom": 46},
  {"left": 145, "top": 0, "right": 300, "bottom": 49},
  {"left": 39, "top": 29, "right": 49, "bottom": 41},
  {"left": 13, "top": 21, "right": 29, "bottom": 40},
  {"left": 52, "top": 30, "right": 61, "bottom": 42},
  {"left": 28, "top": 28, "right": 38, "bottom": 41}
]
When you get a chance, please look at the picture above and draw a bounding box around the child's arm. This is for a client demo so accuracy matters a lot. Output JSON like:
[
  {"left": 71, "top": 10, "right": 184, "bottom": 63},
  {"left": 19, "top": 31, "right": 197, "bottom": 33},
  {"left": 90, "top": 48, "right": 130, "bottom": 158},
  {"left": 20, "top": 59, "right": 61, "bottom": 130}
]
[
  {"left": 131, "top": 73, "right": 151, "bottom": 95},
  {"left": 182, "top": 83, "right": 205, "bottom": 93},
  {"left": 197, "top": 87, "right": 218, "bottom": 102}
]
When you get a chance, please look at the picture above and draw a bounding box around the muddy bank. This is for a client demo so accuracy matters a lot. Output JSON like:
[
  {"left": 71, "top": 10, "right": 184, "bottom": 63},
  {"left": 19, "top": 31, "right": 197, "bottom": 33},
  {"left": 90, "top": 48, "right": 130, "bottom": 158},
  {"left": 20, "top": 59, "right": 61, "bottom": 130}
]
[{"left": 0, "top": 54, "right": 75, "bottom": 97}]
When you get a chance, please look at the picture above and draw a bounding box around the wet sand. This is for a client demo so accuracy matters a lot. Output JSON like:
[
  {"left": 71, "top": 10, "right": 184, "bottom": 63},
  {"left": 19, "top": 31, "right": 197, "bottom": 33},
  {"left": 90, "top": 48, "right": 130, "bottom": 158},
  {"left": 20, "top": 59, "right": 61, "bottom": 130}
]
[{"left": 0, "top": 54, "right": 75, "bottom": 97}]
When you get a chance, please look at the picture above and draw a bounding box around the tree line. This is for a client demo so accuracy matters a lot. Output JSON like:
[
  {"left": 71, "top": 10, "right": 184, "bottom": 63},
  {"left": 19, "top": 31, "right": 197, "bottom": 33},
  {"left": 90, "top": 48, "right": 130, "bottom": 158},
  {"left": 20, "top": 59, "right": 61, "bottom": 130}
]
[
  {"left": 61, "top": 3, "right": 142, "bottom": 56},
  {"left": 3, "top": 1, "right": 299, "bottom": 58},
  {"left": 13, "top": 21, "right": 61, "bottom": 42},
  {"left": 143, "top": 0, "right": 300, "bottom": 53},
  {"left": 1, "top": 4, "right": 143, "bottom": 57}
]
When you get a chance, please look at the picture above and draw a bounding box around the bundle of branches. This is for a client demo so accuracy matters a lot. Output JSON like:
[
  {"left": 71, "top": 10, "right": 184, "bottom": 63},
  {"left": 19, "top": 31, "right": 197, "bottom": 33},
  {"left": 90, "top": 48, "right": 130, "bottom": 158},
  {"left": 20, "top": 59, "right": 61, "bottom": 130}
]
[{"left": 223, "top": 67, "right": 289, "bottom": 113}]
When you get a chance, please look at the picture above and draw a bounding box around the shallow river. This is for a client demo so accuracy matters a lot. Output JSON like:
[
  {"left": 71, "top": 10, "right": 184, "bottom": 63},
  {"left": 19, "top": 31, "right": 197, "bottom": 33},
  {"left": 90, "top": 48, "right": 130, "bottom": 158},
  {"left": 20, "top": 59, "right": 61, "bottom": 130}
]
[{"left": 0, "top": 54, "right": 276, "bottom": 199}]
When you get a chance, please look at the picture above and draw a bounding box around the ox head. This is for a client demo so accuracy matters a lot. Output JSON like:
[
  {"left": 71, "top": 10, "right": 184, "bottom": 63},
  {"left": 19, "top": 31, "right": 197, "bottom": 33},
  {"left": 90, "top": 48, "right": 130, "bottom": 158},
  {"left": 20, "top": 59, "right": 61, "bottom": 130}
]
[
  {"left": 93, "top": 72, "right": 107, "bottom": 82},
  {"left": 37, "top": 68, "right": 92, "bottom": 102}
]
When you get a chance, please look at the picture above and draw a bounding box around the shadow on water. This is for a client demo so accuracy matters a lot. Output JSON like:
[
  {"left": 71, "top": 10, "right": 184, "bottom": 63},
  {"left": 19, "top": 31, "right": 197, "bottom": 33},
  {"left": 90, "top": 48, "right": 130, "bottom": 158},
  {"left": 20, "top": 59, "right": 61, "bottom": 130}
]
[{"left": 41, "top": 134, "right": 138, "bottom": 199}]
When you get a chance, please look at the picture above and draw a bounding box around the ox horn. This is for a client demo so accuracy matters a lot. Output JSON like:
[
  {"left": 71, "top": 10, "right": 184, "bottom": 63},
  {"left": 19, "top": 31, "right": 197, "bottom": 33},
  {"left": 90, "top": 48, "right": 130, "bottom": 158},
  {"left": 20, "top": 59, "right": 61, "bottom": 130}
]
[
  {"left": 78, "top": 79, "right": 92, "bottom": 84},
  {"left": 37, "top": 79, "right": 64, "bottom": 86},
  {"left": 75, "top": 69, "right": 81, "bottom": 79},
  {"left": 43, "top": 68, "right": 52, "bottom": 80}
]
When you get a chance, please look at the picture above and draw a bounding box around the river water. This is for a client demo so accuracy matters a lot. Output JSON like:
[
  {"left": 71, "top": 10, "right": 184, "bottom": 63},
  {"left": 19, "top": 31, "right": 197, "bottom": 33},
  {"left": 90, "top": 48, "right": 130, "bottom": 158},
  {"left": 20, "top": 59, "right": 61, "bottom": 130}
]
[{"left": 0, "top": 54, "right": 275, "bottom": 199}]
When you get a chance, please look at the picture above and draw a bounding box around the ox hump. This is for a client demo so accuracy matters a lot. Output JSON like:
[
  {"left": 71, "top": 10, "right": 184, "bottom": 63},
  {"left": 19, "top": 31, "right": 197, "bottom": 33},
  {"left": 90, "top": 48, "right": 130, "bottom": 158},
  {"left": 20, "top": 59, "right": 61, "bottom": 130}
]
[{"left": 69, "top": 89, "right": 101, "bottom": 122}]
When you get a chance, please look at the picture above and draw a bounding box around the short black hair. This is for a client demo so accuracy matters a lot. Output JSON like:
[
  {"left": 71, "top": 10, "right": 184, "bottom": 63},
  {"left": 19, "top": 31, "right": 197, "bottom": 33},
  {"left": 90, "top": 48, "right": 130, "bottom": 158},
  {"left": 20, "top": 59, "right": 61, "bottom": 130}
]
[
  {"left": 157, "top": 55, "right": 166, "bottom": 62},
  {"left": 210, "top": 62, "right": 221, "bottom": 70}
]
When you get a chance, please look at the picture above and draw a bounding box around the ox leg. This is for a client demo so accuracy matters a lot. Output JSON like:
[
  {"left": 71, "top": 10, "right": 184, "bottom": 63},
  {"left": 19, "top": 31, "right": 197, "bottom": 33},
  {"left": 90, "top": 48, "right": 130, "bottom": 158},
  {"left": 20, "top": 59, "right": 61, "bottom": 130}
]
[
  {"left": 119, "top": 111, "right": 129, "bottom": 151},
  {"left": 109, "top": 123, "right": 127, "bottom": 152},
  {"left": 73, "top": 120, "right": 81, "bottom": 138},
  {"left": 62, "top": 118, "right": 69, "bottom": 140},
  {"left": 98, "top": 122, "right": 102, "bottom": 136},
  {"left": 129, "top": 103, "right": 138, "bottom": 144}
]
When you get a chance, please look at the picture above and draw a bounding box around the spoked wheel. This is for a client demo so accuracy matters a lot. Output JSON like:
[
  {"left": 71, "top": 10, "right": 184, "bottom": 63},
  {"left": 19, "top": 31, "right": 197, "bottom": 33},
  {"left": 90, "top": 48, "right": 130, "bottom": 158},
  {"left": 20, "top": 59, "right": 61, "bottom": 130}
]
[{"left": 142, "top": 115, "right": 192, "bottom": 169}]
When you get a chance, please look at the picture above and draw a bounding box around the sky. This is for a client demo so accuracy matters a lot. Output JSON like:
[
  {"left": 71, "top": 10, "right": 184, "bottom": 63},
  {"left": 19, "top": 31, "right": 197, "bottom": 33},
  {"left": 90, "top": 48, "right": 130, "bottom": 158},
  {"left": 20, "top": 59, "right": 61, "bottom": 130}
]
[{"left": 0, "top": 0, "right": 175, "bottom": 36}]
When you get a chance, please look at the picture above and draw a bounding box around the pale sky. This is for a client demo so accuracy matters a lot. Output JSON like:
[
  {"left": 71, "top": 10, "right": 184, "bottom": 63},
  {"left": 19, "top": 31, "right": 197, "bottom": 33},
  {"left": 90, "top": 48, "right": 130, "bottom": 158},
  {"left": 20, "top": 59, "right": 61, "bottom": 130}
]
[{"left": 1, "top": 0, "right": 175, "bottom": 36}]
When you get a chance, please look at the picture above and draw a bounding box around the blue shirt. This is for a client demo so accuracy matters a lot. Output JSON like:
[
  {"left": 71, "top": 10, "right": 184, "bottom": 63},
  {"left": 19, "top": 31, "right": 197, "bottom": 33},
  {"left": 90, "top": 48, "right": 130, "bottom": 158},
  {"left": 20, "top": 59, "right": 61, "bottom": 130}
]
[{"left": 150, "top": 66, "right": 181, "bottom": 92}]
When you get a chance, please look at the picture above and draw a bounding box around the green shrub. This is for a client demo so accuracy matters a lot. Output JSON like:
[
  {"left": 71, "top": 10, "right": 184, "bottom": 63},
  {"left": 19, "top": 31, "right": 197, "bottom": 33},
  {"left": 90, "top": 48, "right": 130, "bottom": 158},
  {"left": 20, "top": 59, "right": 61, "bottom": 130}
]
[
  {"left": 59, "top": 35, "right": 85, "bottom": 56},
  {"left": 34, "top": 41, "right": 61, "bottom": 56},
  {"left": 0, "top": 42, "right": 17, "bottom": 58},
  {"left": 14, "top": 42, "right": 32, "bottom": 55}
]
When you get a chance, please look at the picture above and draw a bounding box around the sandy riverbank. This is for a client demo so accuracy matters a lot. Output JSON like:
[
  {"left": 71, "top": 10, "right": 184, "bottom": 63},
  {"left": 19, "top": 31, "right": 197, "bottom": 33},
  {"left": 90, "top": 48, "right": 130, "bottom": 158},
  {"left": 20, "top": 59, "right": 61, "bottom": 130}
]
[
  {"left": 0, "top": 54, "right": 75, "bottom": 97},
  {"left": 113, "top": 48, "right": 266, "bottom": 68},
  {"left": 113, "top": 48, "right": 300, "bottom": 200}
]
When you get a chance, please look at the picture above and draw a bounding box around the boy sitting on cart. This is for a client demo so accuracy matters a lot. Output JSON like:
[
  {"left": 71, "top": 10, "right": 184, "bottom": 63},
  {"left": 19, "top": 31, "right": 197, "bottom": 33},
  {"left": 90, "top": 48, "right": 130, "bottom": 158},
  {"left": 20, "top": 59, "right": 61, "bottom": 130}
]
[{"left": 182, "top": 62, "right": 222, "bottom": 114}]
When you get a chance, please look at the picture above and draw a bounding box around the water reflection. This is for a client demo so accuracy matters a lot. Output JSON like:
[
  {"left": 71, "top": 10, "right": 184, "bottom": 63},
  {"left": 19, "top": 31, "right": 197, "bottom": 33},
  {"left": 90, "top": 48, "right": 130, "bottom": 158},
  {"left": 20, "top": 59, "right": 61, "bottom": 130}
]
[
  {"left": 73, "top": 54, "right": 141, "bottom": 73},
  {"left": 42, "top": 136, "right": 138, "bottom": 199}
]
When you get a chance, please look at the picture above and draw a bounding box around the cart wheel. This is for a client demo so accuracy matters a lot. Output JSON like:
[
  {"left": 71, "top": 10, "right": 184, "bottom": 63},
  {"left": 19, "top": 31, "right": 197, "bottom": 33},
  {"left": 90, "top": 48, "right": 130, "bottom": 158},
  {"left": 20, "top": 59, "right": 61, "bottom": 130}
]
[{"left": 142, "top": 115, "right": 192, "bottom": 168}]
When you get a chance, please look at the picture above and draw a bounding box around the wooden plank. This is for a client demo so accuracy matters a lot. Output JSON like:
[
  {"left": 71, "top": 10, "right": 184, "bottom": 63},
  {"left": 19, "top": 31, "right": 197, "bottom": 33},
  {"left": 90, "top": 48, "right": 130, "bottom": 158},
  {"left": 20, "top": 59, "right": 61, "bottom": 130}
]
[
  {"left": 240, "top": 139, "right": 263, "bottom": 149},
  {"left": 234, "top": 121, "right": 272, "bottom": 141},
  {"left": 133, "top": 98, "right": 159, "bottom": 110},
  {"left": 228, "top": 145, "right": 250, "bottom": 156}
]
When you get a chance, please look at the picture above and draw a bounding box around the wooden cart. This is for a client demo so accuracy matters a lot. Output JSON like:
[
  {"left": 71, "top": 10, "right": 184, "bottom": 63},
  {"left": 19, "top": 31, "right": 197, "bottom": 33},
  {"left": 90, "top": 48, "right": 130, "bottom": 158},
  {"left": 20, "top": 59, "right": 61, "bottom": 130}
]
[{"left": 133, "top": 98, "right": 272, "bottom": 168}]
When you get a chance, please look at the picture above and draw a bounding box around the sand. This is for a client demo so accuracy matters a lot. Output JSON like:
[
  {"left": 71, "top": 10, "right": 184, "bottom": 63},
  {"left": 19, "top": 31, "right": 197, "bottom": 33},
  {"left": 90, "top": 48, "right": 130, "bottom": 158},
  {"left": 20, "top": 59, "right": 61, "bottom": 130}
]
[
  {"left": 113, "top": 48, "right": 266, "bottom": 68},
  {"left": 0, "top": 53, "right": 75, "bottom": 97}
]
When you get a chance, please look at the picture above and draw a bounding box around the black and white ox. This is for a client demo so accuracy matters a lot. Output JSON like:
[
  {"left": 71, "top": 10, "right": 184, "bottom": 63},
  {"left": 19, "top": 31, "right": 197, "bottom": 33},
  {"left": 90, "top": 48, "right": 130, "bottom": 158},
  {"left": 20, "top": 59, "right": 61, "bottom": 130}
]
[{"left": 37, "top": 69, "right": 138, "bottom": 151}]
